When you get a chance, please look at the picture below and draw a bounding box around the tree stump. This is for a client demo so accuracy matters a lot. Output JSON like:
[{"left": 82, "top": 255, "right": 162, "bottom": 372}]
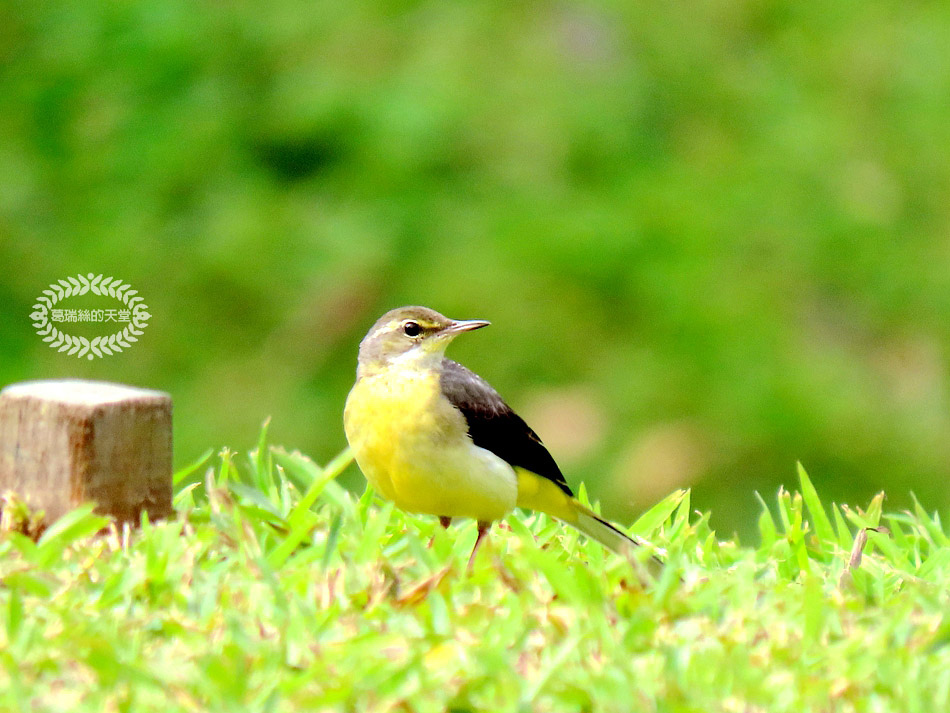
[{"left": 0, "top": 379, "right": 173, "bottom": 526}]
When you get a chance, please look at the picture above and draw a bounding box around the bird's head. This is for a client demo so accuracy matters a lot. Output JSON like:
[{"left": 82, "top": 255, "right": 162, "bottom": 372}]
[{"left": 356, "top": 306, "right": 489, "bottom": 376}]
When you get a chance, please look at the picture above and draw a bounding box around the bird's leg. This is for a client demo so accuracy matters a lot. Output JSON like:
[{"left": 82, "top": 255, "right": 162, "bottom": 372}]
[
  {"left": 467, "top": 521, "right": 491, "bottom": 570},
  {"left": 428, "top": 516, "right": 453, "bottom": 549}
]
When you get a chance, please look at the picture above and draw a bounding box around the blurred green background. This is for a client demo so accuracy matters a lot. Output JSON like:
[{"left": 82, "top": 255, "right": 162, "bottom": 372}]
[{"left": 2, "top": 1, "right": 949, "bottom": 539}]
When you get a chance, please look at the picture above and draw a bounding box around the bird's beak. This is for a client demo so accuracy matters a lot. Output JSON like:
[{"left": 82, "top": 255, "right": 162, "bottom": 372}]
[{"left": 443, "top": 319, "right": 490, "bottom": 336}]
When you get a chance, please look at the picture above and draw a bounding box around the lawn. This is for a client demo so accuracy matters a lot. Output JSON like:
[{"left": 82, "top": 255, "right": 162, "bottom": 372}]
[{"left": 1, "top": 429, "right": 948, "bottom": 712}]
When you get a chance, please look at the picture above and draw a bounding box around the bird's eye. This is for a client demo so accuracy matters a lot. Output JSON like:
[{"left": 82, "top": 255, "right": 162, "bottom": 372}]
[{"left": 403, "top": 321, "right": 422, "bottom": 337}]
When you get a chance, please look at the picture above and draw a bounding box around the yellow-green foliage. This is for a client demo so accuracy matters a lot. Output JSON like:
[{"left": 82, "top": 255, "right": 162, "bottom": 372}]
[{"left": 1, "top": 432, "right": 949, "bottom": 712}]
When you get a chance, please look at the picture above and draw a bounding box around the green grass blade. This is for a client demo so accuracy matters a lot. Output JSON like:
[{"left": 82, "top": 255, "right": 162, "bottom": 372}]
[
  {"left": 865, "top": 492, "right": 884, "bottom": 527},
  {"left": 266, "top": 508, "right": 319, "bottom": 569},
  {"left": 755, "top": 491, "right": 777, "bottom": 548},
  {"left": 252, "top": 417, "right": 273, "bottom": 491},
  {"left": 321, "top": 511, "right": 344, "bottom": 569},
  {"left": 912, "top": 494, "right": 950, "bottom": 546},
  {"left": 833, "top": 504, "right": 853, "bottom": 551},
  {"left": 798, "top": 462, "right": 835, "bottom": 547},
  {"left": 37, "top": 503, "right": 110, "bottom": 551},
  {"left": 630, "top": 489, "right": 686, "bottom": 537},
  {"left": 173, "top": 448, "right": 214, "bottom": 486},
  {"left": 228, "top": 482, "right": 286, "bottom": 520}
]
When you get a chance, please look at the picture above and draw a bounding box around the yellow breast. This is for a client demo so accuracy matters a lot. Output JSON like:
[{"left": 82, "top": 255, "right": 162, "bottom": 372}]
[{"left": 343, "top": 366, "right": 517, "bottom": 521}]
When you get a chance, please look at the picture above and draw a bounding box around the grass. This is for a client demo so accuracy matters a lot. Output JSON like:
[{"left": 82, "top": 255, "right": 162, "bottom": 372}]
[{"left": 2, "top": 430, "right": 950, "bottom": 712}]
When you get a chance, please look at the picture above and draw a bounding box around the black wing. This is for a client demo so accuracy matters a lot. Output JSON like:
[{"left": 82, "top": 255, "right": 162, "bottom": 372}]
[{"left": 439, "top": 359, "right": 572, "bottom": 496}]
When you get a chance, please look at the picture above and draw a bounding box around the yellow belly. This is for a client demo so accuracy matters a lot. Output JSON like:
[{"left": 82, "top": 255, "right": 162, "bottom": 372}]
[{"left": 343, "top": 368, "right": 517, "bottom": 521}]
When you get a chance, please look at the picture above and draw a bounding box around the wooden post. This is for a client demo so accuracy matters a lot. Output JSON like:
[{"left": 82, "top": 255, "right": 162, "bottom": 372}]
[{"left": 0, "top": 379, "right": 173, "bottom": 526}]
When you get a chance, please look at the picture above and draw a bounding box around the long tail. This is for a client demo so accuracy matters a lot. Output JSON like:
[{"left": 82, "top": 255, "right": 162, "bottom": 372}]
[
  {"left": 569, "top": 501, "right": 641, "bottom": 553},
  {"left": 515, "top": 467, "right": 664, "bottom": 560}
]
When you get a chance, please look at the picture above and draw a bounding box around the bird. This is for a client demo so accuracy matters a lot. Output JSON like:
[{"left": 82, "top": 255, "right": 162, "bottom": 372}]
[{"left": 343, "top": 305, "right": 647, "bottom": 568}]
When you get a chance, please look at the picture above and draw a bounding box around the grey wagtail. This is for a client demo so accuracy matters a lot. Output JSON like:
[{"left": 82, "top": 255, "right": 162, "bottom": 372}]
[{"left": 344, "top": 305, "right": 645, "bottom": 567}]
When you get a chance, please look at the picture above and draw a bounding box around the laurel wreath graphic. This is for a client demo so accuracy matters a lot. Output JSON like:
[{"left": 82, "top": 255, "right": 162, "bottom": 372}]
[{"left": 30, "top": 273, "right": 151, "bottom": 360}]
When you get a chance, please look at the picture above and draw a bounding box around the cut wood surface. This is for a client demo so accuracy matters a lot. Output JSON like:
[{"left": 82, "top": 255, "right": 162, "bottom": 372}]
[{"left": 0, "top": 379, "right": 172, "bottom": 525}]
